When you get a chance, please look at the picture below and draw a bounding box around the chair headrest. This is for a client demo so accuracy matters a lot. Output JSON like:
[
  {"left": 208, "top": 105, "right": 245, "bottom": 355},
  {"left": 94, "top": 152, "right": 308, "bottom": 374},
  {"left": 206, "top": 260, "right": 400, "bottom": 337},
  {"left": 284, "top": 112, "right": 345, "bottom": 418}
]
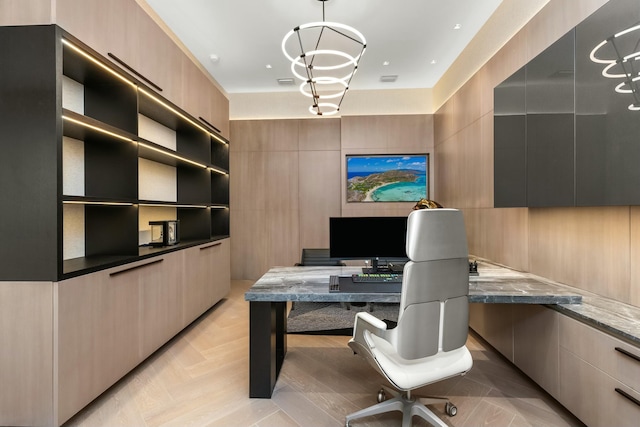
[{"left": 406, "top": 208, "right": 468, "bottom": 262}]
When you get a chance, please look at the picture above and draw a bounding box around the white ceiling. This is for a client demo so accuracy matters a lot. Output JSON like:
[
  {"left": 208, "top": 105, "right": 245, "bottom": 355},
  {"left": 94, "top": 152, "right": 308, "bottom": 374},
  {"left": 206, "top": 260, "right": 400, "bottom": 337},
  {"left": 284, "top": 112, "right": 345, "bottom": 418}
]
[{"left": 145, "top": 0, "right": 503, "bottom": 95}]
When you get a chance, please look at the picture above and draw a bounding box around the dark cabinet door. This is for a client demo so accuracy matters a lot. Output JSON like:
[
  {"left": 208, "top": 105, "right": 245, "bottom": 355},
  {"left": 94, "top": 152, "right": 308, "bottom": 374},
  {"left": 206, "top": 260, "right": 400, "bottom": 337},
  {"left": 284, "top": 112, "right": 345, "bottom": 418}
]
[
  {"left": 494, "top": 67, "right": 527, "bottom": 207},
  {"left": 575, "top": 0, "right": 640, "bottom": 206},
  {"left": 525, "top": 30, "right": 575, "bottom": 207}
]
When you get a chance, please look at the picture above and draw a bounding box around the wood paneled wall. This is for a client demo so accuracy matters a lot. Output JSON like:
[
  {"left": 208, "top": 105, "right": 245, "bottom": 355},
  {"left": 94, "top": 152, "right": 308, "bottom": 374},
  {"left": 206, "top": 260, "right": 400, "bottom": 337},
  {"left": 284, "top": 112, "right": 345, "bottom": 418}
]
[
  {"left": 434, "top": 0, "right": 640, "bottom": 307},
  {"left": 0, "top": 0, "right": 51, "bottom": 25},
  {"left": 230, "top": 115, "right": 433, "bottom": 280}
]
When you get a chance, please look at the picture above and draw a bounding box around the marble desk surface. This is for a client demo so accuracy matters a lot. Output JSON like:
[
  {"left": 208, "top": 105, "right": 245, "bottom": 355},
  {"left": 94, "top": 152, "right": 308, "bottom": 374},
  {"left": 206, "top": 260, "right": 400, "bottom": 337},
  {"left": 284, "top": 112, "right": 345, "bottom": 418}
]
[
  {"left": 245, "top": 261, "right": 640, "bottom": 346},
  {"left": 244, "top": 263, "right": 583, "bottom": 304}
]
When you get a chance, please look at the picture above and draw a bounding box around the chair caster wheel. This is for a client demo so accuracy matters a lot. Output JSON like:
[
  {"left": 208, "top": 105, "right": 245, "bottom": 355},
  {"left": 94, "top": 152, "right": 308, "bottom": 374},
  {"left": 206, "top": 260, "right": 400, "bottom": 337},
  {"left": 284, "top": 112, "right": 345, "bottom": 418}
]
[
  {"left": 377, "top": 389, "right": 386, "bottom": 403},
  {"left": 445, "top": 402, "right": 457, "bottom": 417}
]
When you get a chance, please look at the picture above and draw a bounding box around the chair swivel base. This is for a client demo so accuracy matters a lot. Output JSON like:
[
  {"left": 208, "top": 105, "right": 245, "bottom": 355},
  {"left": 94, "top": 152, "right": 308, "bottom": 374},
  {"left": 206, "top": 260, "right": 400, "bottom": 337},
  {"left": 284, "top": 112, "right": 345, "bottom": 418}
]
[{"left": 345, "top": 386, "right": 455, "bottom": 427}]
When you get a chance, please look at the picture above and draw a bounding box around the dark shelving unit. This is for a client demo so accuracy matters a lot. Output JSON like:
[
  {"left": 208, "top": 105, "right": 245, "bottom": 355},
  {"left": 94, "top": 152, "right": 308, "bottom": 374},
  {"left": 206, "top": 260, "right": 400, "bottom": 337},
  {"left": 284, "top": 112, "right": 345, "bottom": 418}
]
[{"left": 0, "top": 25, "right": 230, "bottom": 281}]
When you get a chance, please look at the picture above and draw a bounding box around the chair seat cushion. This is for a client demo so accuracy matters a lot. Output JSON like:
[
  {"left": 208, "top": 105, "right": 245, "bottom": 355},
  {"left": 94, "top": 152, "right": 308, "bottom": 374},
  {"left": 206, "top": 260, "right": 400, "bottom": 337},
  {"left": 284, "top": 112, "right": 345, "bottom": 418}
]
[{"left": 368, "top": 332, "right": 473, "bottom": 390}]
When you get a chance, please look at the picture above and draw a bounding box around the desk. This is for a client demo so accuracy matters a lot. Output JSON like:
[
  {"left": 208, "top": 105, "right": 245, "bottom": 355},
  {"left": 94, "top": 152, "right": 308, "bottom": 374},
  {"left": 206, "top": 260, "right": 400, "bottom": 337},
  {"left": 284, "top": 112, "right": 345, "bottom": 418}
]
[{"left": 244, "top": 263, "right": 582, "bottom": 398}]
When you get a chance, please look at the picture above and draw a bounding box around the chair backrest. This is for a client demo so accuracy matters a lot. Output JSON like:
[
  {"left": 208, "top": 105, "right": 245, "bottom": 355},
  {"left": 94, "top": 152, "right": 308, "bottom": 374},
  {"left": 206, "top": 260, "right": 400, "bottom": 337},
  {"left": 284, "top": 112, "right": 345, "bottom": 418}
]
[
  {"left": 297, "top": 248, "right": 345, "bottom": 266},
  {"left": 395, "top": 208, "right": 469, "bottom": 360}
]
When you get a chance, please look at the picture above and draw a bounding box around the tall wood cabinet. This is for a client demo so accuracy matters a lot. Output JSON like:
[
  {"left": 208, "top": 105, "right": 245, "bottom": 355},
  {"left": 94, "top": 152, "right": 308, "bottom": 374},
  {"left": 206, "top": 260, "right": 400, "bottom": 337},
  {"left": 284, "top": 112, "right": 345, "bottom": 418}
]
[{"left": 0, "top": 24, "right": 230, "bottom": 426}]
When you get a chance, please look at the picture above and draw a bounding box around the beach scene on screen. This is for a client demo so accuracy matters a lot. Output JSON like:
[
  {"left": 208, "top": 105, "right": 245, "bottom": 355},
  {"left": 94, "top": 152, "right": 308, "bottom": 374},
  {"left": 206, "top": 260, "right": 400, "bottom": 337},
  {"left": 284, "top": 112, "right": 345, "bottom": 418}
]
[{"left": 346, "top": 155, "right": 428, "bottom": 202}]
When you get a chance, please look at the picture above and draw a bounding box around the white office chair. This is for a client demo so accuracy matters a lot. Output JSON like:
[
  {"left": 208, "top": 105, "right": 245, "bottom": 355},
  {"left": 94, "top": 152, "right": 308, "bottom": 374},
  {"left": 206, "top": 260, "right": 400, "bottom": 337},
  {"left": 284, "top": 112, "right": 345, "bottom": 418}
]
[{"left": 346, "top": 208, "right": 473, "bottom": 427}]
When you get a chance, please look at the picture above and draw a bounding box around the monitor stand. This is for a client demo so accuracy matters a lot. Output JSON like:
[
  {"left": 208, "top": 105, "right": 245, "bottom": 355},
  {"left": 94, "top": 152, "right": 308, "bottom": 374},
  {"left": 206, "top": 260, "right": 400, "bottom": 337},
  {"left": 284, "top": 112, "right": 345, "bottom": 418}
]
[{"left": 362, "top": 258, "right": 392, "bottom": 274}]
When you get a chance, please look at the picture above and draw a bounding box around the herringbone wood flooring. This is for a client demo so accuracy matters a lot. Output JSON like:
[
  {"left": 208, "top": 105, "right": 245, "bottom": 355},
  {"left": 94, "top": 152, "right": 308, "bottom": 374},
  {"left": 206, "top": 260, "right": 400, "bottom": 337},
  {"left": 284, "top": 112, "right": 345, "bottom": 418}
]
[{"left": 63, "top": 280, "right": 585, "bottom": 427}]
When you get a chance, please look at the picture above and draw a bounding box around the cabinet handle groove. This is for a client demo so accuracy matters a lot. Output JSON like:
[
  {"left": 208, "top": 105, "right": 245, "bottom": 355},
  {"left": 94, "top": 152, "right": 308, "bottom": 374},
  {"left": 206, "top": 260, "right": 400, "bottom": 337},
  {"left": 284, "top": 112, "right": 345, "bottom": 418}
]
[
  {"left": 107, "top": 52, "right": 163, "bottom": 92},
  {"left": 110, "top": 258, "right": 164, "bottom": 277},
  {"left": 615, "top": 347, "right": 640, "bottom": 363},
  {"left": 198, "top": 116, "right": 221, "bottom": 134},
  {"left": 200, "top": 242, "right": 222, "bottom": 250},
  {"left": 615, "top": 388, "right": 640, "bottom": 408}
]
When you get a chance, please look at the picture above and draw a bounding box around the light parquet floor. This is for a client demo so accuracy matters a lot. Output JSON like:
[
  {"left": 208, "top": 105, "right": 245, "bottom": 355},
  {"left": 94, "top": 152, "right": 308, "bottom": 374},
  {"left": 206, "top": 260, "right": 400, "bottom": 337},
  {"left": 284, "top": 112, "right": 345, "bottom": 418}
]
[{"left": 64, "top": 280, "right": 585, "bottom": 427}]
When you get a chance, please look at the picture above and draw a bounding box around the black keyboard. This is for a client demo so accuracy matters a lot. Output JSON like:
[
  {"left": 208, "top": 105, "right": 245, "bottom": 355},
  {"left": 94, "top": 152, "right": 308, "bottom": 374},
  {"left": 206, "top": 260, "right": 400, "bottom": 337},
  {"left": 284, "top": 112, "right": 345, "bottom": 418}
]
[{"left": 351, "top": 273, "right": 403, "bottom": 283}]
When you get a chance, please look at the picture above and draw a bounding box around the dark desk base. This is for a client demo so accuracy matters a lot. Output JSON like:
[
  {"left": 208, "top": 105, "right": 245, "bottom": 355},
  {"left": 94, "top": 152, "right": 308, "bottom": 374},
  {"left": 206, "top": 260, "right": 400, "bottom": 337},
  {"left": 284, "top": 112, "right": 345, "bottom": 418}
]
[{"left": 249, "top": 301, "right": 287, "bottom": 398}]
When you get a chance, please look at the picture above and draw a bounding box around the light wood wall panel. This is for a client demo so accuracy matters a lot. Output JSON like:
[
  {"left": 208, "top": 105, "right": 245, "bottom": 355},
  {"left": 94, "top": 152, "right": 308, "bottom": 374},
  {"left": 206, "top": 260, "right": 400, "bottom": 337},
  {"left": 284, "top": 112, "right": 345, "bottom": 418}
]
[
  {"left": 529, "top": 207, "right": 630, "bottom": 302},
  {"left": 299, "top": 118, "right": 341, "bottom": 151},
  {"left": 266, "top": 209, "right": 300, "bottom": 269},
  {"left": 434, "top": 134, "right": 460, "bottom": 208},
  {"left": 0, "top": 0, "right": 51, "bottom": 25},
  {"left": 433, "top": 95, "right": 457, "bottom": 146},
  {"left": 230, "top": 119, "right": 342, "bottom": 280},
  {"left": 454, "top": 74, "right": 483, "bottom": 133},
  {"left": 0, "top": 282, "right": 53, "bottom": 427},
  {"left": 299, "top": 150, "right": 341, "bottom": 249},
  {"left": 632, "top": 207, "right": 640, "bottom": 307},
  {"left": 341, "top": 115, "right": 431, "bottom": 151},
  {"left": 463, "top": 208, "right": 529, "bottom": 271},
  {"left": 265, "top": 151, "right": 299, "bottom": 212},
  {"left": 229, "top": 207, "right": 268, "bottom": 281},
  {"left": 230, "top": 120, "right": 299, "bottom": 152},
  {"left": 134, "top": 8, "right": 184, "bottom": 109},
  {"left": 56, "top": 0, "right": 138, "bottom": 68},
  {"left": 298, "top": 118, "right": 341, "bottom": 249},
  {"left": 210, "top": 85, "right": 230, "bottom": 138}
]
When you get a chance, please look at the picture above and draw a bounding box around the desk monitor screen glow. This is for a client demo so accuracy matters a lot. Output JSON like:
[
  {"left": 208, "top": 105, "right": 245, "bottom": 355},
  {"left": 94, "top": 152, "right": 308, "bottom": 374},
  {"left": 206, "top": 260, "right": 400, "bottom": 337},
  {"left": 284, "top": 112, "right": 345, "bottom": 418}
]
[{"left": 329, "top": 216, "right": 408, "bottom": 273}]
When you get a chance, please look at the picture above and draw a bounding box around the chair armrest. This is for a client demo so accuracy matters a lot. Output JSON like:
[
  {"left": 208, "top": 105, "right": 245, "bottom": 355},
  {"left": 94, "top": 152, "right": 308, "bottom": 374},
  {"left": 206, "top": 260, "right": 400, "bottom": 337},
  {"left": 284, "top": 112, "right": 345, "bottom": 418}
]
[{"left": 352, "top": 312, "right": 388, "bottom": 350}]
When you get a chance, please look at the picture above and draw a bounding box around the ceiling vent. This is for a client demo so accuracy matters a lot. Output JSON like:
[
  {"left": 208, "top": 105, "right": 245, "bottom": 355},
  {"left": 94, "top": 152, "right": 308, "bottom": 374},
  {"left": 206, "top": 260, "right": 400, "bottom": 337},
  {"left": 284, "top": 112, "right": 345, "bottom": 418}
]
[
  {"left": 380, "top": 75, "right": 398, "bottom": 83},
  {"left": 277, "top": 78, "right": 295, "bottom": 85}
]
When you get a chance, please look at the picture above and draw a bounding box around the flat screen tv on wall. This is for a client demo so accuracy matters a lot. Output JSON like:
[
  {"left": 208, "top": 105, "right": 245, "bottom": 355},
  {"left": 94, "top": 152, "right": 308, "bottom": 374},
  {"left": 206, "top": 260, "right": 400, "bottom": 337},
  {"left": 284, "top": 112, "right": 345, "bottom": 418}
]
[{"left": 346, "top": 154, "right": 428, "bottom": 202}]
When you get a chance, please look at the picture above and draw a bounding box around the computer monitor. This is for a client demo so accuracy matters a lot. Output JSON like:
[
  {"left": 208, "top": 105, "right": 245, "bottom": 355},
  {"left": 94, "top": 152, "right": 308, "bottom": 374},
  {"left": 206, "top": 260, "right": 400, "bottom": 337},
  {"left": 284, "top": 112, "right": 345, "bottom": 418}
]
[{"left": 329, "top": 216, "right": 408, "bottom": 273}]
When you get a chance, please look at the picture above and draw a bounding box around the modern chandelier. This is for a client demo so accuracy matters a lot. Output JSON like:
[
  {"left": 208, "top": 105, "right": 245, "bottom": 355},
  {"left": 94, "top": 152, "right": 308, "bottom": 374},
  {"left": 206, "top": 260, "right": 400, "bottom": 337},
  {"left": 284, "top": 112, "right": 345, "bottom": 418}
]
[
  {"left": 281, "top": 0, "right": 366, "bottom": 116},
  {"left": 590, "top": 22, "right": 640, "bottom": 111}
]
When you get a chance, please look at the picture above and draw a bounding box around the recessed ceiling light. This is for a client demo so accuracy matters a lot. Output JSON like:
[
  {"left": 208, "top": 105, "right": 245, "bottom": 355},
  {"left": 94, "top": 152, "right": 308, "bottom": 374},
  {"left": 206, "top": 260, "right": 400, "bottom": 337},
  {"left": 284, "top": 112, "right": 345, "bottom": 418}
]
[
  {"left": 383, "top": 61, "right": 390, "bottom": 66},
  {"left": 209, "top": 54, "right": 220, "bottom": 63},
  {"left": 266, "top": 64, "right": 272, "bottom": 69},
  {"left": 430, "top": 59, "right": 437, "bottom": 64},
  {"left": 453, "top": 24, "right": 462, "bottom": 30}
]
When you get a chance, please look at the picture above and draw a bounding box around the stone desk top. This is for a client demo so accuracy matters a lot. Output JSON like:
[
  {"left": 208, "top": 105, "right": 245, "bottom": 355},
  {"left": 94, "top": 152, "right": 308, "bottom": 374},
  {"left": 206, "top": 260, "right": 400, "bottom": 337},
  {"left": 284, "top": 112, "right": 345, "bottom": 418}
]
[
  {"left": 245, "top": 262, "right": 640, "bottom": 347},
  {"left": 244, "top": 263, "right": 583, "bottom": 305}
]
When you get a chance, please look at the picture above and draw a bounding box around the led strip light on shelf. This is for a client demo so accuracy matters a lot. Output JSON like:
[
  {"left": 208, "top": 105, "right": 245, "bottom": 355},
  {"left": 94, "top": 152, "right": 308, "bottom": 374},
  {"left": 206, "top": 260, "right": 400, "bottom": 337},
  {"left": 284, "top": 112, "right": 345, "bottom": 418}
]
[
  {"left": 138, "top": 142, "right": 208, "bottom": 168},
  {"left": 139, "top": 203, "right": 208, "bottom": 208},
  {"left": 63, "top": 200, "right": 134, "bottom": 206},
  {"left": 62, "top": 115, "right": 136, "bottom": 143},
  {"left": 138, "top": 88, "right": 229, "bottom": 145},
  {"left": 63, "top": 39, "right": 228, "bottom": 144},
  {"left": 209, "top": 166, "right": 228, "bottom": 175},
  {"left": 63, "top": 116, "right": 228, "bottom": 173},
  {"left": 62, "top": 39, "right": 136, "bottom": 87}
]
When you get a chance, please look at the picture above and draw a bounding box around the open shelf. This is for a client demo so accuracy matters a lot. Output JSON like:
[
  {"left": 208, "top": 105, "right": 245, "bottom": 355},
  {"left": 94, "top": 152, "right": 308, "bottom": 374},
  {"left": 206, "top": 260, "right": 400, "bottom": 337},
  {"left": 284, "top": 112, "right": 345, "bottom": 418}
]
[
  {"left": 138, "top": 138, "right": 209, "bottom": 169},
  {"left": 0, "top": 26, "right": 230, "bottom": 281},
  {"left": 62, "top": 39, "right": 137, "bottom": 134},
  {"left": 66, "top": 31, "right": 231, "bottom": 270}
]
